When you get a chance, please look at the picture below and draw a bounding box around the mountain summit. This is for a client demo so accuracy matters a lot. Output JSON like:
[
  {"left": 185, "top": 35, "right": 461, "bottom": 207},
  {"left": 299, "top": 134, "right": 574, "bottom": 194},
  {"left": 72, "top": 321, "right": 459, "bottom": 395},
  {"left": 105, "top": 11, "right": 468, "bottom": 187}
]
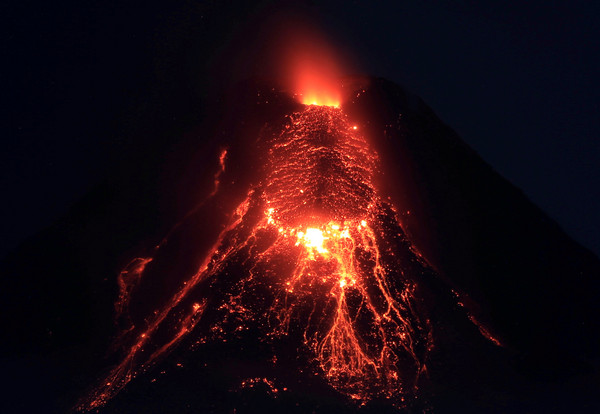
[{"left": 2, "top": 77, "right": 599, "bottom": 413}]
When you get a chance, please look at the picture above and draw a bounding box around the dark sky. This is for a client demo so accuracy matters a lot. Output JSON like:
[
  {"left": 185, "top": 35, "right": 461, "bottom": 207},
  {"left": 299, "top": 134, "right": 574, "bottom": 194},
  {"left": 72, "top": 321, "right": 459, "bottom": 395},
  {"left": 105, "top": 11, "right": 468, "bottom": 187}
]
[{"left": 3, "top": 0, "right": 599, "bottom": 258}]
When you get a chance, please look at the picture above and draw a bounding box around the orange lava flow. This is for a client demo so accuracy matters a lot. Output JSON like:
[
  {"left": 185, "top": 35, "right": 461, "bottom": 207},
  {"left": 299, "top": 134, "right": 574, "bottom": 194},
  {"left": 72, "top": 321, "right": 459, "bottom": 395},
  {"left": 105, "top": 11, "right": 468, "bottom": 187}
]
[
  {"left": 256, "top": 106, "right": 428, "bottom": 401},
  {"left": 78, "top": 105, "right": 431, "bottom": 411}
]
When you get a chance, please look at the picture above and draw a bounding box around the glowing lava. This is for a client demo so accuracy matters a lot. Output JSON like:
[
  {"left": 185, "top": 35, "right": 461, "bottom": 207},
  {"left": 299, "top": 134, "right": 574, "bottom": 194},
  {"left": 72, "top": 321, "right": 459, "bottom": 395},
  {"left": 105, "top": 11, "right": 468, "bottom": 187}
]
[
  {"left": 293, "top": 63, "right": 341, "bottom": 106},
  {"left": 78, "top": 105, "right": 433, "bottom": 411},
  {"left": 282, "top": 29, "right": 343, "bottom": 107},
  {"left": 291, "top": 61, "right": 341, "bottom": 107},
  {"left": 297, "top": 228, "right": 328, "bottom": 253}
]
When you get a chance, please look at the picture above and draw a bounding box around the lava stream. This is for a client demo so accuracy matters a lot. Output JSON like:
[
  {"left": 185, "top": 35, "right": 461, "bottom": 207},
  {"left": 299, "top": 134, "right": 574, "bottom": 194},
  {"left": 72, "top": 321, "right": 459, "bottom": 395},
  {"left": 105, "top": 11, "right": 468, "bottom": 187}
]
[{"left": 79, "top": 105, "right": 432, "bottom": 411}]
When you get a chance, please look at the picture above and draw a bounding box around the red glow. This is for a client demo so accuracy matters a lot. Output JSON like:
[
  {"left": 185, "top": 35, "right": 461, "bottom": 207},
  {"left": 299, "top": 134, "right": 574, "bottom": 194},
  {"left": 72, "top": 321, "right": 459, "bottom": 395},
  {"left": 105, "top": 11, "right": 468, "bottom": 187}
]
[
  {"left": 78, "top": 106, "right": 433, "bottom": 412},
  {"left": 293, "top": 62, "right": 341, "bottom": 107},
  {"left": 277, "top": 25, "right": 345, "bottom": 107}
]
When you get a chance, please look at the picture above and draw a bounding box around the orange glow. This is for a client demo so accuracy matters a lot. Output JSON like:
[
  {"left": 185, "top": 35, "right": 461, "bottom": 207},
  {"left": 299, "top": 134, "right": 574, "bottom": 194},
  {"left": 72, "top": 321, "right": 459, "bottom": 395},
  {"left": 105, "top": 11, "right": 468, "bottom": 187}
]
[
  {"left": 295, "top": 64, "right": 341, "bottom": 107},
  {"left": 297, "top": 228, "right": 327, "bottom": 253},
  {"left": 291, "top": 52, "right": 342, "bottom": 107},
  {"left": 276, "top": 24, "right": 345, "bottom": 107},
  {"left": 208, "top": 148, "right": 228, "bottom": 197},
  {"left": 79, "top": 105, "right": 432, "bottom": 411}
]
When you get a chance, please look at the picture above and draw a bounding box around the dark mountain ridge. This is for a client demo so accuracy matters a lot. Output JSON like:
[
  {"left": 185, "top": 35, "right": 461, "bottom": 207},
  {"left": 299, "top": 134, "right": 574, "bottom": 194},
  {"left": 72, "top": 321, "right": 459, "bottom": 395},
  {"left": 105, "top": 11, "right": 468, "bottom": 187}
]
[{"left": 1, "top": 77, "right": 598, "bottom": 413}]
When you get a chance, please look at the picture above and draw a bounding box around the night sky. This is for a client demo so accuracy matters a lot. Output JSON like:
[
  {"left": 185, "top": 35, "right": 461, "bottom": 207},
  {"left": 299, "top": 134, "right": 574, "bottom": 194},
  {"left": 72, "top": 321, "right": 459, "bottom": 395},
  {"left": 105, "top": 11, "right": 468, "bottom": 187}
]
[{"left": 3, "top": 0, "right": 599, "bottom": 259}]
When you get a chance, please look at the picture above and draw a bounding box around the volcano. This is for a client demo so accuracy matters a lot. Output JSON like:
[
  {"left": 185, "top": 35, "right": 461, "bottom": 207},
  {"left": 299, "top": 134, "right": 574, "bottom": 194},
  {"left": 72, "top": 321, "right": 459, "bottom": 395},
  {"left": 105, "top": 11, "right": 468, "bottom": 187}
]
[{"left": 2, "top": 77, "right": 599, "bottom": 413}]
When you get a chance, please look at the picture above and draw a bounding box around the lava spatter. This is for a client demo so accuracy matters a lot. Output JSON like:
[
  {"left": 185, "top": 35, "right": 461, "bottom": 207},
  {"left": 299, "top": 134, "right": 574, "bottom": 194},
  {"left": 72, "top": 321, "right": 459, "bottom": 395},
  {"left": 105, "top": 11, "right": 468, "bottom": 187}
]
[{"left": 78, "top": 105, "right": 433, "bottom": 411}]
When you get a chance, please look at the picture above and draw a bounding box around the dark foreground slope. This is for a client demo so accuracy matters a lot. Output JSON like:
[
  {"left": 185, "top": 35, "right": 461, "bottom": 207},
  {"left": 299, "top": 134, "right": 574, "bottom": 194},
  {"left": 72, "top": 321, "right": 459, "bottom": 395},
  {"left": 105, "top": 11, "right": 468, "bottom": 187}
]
[
  {"left": 1, "top": 78, "right": 599, "bottom": 413},
  {"left": 348, "top": 78, "right": 600, "bottom": 369}
]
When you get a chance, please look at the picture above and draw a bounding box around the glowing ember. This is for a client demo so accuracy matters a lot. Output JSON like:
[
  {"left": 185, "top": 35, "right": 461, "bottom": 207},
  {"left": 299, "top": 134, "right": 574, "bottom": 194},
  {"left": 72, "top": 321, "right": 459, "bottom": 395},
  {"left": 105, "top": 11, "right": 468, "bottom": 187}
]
[
  {"left": 282, "top": 32, "right": 343, "bottom": 107},
  {"left": 294, "top": 67, "right": 341, "bottom": 107},
  {"left": 297, "top": 228, "right": 327, "bottom": 253},
  {"left": 78, "top": 105, "right": 433, "bottom": 411}
]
